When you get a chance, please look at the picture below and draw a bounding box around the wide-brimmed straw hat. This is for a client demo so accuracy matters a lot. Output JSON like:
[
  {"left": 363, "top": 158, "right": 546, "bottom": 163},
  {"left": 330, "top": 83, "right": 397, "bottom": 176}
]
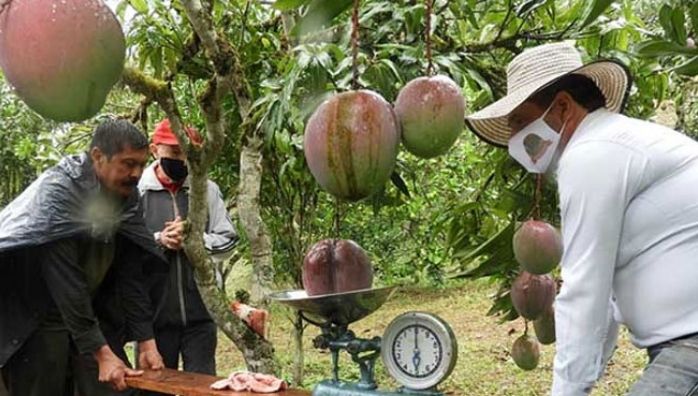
[{"left": 465, "top": 42, "right": 632, "bottom": 147}]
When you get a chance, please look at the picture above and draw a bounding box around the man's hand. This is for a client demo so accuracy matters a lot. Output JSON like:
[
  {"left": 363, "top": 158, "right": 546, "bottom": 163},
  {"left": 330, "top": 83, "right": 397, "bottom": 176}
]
[
  {"left": 137, "top": 339, "right": 165, "bottom": 370},
  {"left": 93, "top": 345, "right": 143, "bottom": 391},
  {"left": 160, "top": 216, "right": 184, "bottom": 250}
]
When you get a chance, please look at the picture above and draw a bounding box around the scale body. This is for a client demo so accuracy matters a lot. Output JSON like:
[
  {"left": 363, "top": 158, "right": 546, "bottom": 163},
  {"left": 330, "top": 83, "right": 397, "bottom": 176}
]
[{"left": 269, "top": 288, "right": 458, "bottom": 396}]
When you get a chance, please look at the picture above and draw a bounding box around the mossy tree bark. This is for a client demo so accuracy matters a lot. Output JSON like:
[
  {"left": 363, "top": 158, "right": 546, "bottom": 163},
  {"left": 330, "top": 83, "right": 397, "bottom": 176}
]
[{"left": 120, "top": 0, "right": 278, "bottom": 374}]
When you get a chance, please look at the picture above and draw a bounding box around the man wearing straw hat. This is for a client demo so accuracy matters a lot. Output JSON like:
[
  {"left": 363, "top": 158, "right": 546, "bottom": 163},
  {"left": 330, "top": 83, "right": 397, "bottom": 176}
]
[{"left": 466, "top": 41, "right": 698, "bottom": 395}]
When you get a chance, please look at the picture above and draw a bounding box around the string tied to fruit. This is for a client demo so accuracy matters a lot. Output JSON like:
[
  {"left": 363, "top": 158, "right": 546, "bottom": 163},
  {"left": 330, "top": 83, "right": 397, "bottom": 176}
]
[
  {"left": 532, "top": 174, "right": 543, "bottom": 220},
  {"left": 424, "top": 0, "right": 434, "bottom": 76},
  {"left": 350, "top": 0, "right": 361, "bottom": 90}
]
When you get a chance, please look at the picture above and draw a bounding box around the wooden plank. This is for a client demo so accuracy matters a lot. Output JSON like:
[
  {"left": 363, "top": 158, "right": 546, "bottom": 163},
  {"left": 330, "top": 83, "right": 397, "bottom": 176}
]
[{"left": 125, "top": 368, "right": 310, "bottom": 396}]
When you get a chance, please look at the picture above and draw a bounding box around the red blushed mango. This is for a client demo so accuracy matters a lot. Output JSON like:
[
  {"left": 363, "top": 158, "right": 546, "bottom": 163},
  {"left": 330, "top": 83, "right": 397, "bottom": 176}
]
[
  {"left": 512, "top": 334, "right": 540, "bottom": 371},
  {"left": 394, "top": 75, "right": 465, "bottom": 159},
  {"left": 510, "top": 271, "right": 556, "bottom": 320},
  {"left": 302, "top": 239, "right": 373, "bottom": 296},
  {"left": 533, "top": 304, "right": 555, "bottom": 345},
  {"left": 304, "top": 90, "right": 400, "bottom": 201},
  {"left": 513, "top": 220, "right": 563, "bottom": 274},
  {"left": 0, "top": 0, "right": 125, "bottom": 122}
]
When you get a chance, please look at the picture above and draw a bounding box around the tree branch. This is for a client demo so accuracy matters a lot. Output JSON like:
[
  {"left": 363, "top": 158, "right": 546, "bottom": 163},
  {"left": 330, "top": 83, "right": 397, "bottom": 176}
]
[
  {"left": 463, "top": 29, "right": 578, "bottom": 54},
  {"left": 180, "top": 0, "right": 222, "bottom": 64},
  {"left": 121, "top": 67, "right": 191, "bottom": 153},
  {"left": 493, "top": 0, "right": 513, "bottom": 44},
  {"left": 172, "top": 0, "right": 278, "bottom": 373}
]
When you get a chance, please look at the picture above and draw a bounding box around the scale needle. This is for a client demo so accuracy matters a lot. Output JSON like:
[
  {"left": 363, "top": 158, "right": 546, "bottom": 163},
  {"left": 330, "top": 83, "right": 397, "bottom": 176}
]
[{"left": 412, "top": 326, "right": 421, "bottom": 373}]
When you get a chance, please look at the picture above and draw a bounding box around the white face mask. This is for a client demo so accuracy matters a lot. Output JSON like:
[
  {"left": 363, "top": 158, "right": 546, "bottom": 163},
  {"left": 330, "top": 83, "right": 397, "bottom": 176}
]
[{"left": 508, "top": 104, "right": 567, "bottom": 174}]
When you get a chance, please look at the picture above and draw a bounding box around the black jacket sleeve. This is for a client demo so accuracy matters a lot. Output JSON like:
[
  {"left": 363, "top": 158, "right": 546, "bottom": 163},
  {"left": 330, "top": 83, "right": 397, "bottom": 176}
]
[
  {"left": 41, "top": 238, "right": 107, "bottom": 354},
  {"left": 115, "top": 244, "right": 156, "bottom": 342}
]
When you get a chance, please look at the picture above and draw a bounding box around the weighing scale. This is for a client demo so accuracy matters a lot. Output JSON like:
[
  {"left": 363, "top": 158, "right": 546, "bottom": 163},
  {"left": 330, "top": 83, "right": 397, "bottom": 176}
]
[{"left": 269, "top": 287, "right": 458, "bottom": 396}]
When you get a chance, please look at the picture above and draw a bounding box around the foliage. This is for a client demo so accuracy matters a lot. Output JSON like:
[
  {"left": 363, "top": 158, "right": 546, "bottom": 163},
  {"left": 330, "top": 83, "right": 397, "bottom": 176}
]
[
  {"left": 1, "top": 0, "right": 697, "bottom": 325},
  {"left": 0, "top": 74, "right": 142, "bottom": 207},
  {"left": 259, "top": 0, "right": 698, "bottom": 322}
]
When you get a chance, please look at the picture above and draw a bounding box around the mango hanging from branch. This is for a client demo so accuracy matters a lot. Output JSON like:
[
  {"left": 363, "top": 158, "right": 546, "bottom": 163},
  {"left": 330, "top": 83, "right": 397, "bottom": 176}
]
[
  {"left": 0, "top": 0, "right": 125, "bottom": 122},
  {"left": 304, "top": 90, "right": 400, "bottom": 201},
  {"left": 513, "top": 220, "right": 563, "bottom": 274},
  {"left": 533, "top": 304, "right": 556, "bottom": 345},
  {"left": 394, "top": 75, "right": 465, "bottom": 158},
  {"left": 511, "top": 334, "right": 540, "bottom": 371},
  {"left": 510, "top": 271, "right": 556, "bottom": 320}
]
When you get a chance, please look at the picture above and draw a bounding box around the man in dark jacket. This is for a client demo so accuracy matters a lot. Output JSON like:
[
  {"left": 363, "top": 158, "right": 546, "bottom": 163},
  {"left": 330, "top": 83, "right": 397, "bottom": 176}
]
[
  {"left": 138, "top": 119, "right": 237, "bottom": 378},
  {"left": 0, "top": 120, "right": 165, "bottom": 395}
]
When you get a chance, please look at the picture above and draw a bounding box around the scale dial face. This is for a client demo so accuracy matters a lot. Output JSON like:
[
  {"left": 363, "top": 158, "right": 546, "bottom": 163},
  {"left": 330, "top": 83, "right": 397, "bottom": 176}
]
[{"left": 381, "top": 311, "right": 457, "bottom": 390}]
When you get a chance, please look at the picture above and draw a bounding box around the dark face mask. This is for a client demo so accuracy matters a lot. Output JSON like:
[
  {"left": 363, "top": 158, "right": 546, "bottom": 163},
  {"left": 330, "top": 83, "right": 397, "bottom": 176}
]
[{"left": 160, "top": 157, "right": 188, "bottom": 182}]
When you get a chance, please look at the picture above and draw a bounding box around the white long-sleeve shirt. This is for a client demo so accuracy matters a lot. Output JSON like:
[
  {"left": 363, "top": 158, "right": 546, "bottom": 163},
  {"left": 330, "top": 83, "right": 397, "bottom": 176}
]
[{"left": 551, "top": 109, "right": 698, "bottom": 396}]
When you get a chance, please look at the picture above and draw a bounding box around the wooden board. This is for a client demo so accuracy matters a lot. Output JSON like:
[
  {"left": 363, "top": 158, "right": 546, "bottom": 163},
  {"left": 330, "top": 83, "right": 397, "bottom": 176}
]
[{"left": 125, "top": 368, "right": 310, "bottom": 396}]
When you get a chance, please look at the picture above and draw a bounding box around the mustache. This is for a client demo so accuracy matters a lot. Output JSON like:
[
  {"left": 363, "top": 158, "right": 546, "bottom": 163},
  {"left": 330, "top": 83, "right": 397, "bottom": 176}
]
[{"left": 122, "top": 178, "right": 139, "bottom": 187}]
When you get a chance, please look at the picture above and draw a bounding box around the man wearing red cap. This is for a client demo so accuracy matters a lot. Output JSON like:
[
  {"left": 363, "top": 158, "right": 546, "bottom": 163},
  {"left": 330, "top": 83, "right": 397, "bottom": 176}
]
[{"left": 137, "top": 119, "right": 237, "bottom": 381}]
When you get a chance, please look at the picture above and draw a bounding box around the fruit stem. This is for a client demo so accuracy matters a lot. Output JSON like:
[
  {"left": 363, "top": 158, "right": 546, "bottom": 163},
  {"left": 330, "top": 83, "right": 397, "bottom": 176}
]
[
  {"left": 425, "top": 0, "right": 434, "bottom": 76},
  {"left": 351, "top": 0, "right": 361, "bottom": 90},
  {"left": 333, "top": 197, "right": 342, "bottom": 237},
  {"left": 532, "top": 174, "right": 542, "bottom": 220},
  {"left": 524, "top": 319, "right": 529, "bottom": 335}
]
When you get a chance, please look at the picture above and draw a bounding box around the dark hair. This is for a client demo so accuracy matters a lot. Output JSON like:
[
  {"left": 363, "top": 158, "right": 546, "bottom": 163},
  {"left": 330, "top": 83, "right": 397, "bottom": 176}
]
[
  {"left": 89, "top": 119, "right": 148, "bottom": 158},
  {"left": 529, "top": 74, "right": 606, "bottom": 112}
]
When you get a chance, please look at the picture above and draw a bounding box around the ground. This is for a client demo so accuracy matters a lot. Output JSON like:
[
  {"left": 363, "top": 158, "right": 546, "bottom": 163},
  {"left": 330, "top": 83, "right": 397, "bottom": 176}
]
[{"left": 216, "top": 279, "right": 647, "bottom": 395}]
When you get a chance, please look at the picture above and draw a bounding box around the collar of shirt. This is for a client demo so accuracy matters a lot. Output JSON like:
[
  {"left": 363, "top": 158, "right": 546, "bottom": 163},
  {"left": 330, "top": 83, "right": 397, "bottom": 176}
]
[{"left": 566, "top": 107, "right": 616, "bottom": 148}]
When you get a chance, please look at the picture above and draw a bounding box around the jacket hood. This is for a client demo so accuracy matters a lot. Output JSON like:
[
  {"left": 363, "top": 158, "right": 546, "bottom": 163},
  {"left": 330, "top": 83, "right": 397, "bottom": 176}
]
[{"left": 0, "top": 153, "right": 165, "bottom": 263}]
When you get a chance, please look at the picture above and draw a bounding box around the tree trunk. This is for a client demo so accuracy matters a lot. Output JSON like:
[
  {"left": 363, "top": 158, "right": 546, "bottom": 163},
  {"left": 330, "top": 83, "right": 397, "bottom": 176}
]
[
  {"left": 121, "top": 0, "right": 281, "bottom": 371},
  {"left": 185, "top": 162, "right": 279, "bottom": 374},
  {"left": 237, "top": 135, "right": 276, "bottom": 307}
]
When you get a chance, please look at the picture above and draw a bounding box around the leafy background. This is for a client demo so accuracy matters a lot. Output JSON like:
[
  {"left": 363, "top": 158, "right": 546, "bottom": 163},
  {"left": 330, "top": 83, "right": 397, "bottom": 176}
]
[{"left": 0, "top": 0, "right": 697, "bottom": 392}]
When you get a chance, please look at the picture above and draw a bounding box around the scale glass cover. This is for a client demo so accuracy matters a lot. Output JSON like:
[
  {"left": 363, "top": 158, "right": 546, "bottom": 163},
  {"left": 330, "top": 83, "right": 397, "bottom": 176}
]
[{"left": 381, "top": 311, "right": 458, "bottom": 391}]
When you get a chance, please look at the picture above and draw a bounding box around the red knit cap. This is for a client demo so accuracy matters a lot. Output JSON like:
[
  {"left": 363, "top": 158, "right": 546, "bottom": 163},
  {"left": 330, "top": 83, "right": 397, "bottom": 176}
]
[{"left": 152, "top": 119, "right": 202, "bottom": 146}]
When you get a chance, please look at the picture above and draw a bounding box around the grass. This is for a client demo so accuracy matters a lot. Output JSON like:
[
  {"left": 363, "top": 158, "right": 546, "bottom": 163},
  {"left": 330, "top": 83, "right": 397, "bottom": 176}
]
[{"left": 216, "top": 278, "right": 646, "bottom": 395}]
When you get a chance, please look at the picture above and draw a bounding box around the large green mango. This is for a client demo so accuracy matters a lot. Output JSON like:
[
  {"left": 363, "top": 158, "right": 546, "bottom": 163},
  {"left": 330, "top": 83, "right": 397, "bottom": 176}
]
[
  {"left": 394, "top": 75, "right": 465, "bottom": 158},
  {"left": 0, "top": 0, "right": 125, "bottom": 122},
  {"left": 304, "top": 90, "right": 400, "bottom": 201}
]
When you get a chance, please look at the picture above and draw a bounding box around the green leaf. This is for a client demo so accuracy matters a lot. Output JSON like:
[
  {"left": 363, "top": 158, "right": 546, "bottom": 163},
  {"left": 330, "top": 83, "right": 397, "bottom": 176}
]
[
  {"left": 273, "top": 0, "right": 311, "bottom": 11},
  {"left": 378, "top": 59, "right": 403, "bottom": 84},
  {"left": 659, "top": 5, "right": 673, "bottom": 41},
  {"left": 462, "top": 4, "right": 479, "bottom": 29},
  {"left": 486, "top": 287, "right": 519, "bottom": 321},
  {"left": 116, "top": 0, "right": 129, "bottom": 19},
  {"left": 129, "top": 0, "right": 148, "bottom": 14},
  {"left": 292, "top": 0, "right": 354, "bottom": 37},
  {"left": 691, "top": 3, "right": 698, "bottom": 36},
  {"left": 516, "top": 0, "right": 547, "bottom": 17},
  {"left": 579, "top": 0, "right": 615, "bottom": 30},
  {"left": 635, "top": 40, "right": 698, "bottom": 57},
  {"left": 150, "top": 48, "right": 163, "bottom": 78},
  {"left": 672, "top": 7, "right": 687, "bottom": 45},
  {"left": 390, "top": 171, "right": 410, "bottom": 198},
  {"left": 452, "top": 221, "right": 514, "bottom": 263},
  {"left": 672, "top": 56, "right": 698, "bottom": 76},
  {"left": 464, "top": 66, "right": 493, "bottom": 100}
]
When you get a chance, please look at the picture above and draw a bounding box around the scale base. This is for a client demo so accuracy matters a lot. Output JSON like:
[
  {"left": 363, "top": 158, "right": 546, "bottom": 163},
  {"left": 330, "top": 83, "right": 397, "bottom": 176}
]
[{"left": 312, "top": 381, "right": 443, "bottom": 396}]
